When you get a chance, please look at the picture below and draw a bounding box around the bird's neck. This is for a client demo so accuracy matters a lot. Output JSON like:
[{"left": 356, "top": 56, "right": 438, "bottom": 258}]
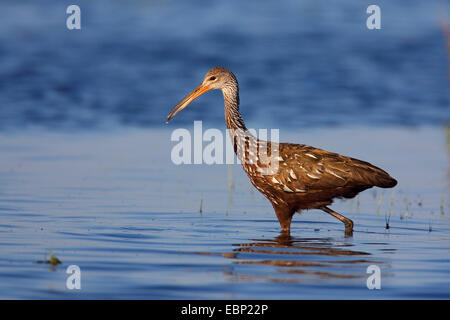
[
  {"left": 222, "top": 83, "right": 247, "bottom": 132},
  {"left": 222, "top": 83, "right": 262, "bottom": 164}
]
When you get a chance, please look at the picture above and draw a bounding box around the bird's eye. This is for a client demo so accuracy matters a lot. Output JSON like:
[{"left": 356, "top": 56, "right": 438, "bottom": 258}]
[{"left": 209, "top": 76, "right": 216, "bottom": 81}]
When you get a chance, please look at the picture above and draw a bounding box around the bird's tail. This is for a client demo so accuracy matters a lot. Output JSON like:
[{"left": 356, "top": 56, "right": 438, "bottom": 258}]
[
  {"left": 350, "top": 158, "right": 397, "bottom": 189},
  {"left": 375, "top": 174, "right": 397, "bottom": 188}
]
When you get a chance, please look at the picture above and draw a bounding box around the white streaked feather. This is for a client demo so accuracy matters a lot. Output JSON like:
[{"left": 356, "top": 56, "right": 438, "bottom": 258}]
[
  {"left": 289, "top": 169, "right": 297, "bottom": 179},
  {"left": 325, "top": 168, "right": 345, "bottom": 180},
  {"left": 307, "top": 173, "right": 320, "bottom": 180},
  {"left": 305, "top": 153, "right": 318, "bottom": 159}
]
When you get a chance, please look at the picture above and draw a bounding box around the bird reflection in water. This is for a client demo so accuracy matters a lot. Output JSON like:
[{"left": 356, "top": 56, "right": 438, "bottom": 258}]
[{"left": 214, "top": 232, "right": 384, "bottom": 283}]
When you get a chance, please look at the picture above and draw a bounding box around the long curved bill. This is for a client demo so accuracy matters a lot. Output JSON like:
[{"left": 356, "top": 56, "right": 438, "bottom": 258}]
[{"left": 166, "top": 84, "right": 211, "bottom": 122}]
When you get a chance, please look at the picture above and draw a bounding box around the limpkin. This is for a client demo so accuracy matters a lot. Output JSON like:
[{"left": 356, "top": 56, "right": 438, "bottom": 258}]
[{"left": 166, "top": 67, "right": 397, "bottom": 235}]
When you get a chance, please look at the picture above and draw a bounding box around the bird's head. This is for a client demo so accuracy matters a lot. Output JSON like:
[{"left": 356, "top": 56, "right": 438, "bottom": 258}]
[{"left": 166, "top": 67, "right": 237, "bottom": 122}]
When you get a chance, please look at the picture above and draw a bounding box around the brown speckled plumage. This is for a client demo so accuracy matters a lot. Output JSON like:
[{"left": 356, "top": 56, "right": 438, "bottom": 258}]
[{"left": 167, "top": 67, "right": 397, "bottom": 235}]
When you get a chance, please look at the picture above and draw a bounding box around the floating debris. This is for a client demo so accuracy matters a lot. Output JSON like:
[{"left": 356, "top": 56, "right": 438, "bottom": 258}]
[
  {"left": 49, "top": 254, "right": 62, "bottom": 266},
  {"left": 36, "top": 253, "right": 62, "bottom": 266}
]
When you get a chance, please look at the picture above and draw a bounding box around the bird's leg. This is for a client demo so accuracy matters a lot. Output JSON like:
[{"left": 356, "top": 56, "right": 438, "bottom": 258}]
[
  {"left": 273, "top": 205, "right": 294, "bottom": 234},
  {"left": 321, "top": 206, "right": 354, "bottom": 236}
]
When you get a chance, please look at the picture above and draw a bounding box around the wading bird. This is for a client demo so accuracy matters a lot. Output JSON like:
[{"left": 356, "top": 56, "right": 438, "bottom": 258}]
[{"left": 166, "top": 67, "right": 397, "bottom": 236}]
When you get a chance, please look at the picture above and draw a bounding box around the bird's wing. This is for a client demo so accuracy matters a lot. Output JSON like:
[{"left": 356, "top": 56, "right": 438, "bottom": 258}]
[{"left": 266, "top": 143, "right": 393, "bottom": 194}]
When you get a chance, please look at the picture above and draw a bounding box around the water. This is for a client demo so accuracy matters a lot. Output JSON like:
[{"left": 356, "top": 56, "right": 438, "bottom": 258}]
[
  {"left": 0, "top": 0, "right": 449, "bottom": 299},
  {"left": 0, "top": 127, "right": 448, "bottom": 299},
  {"left": 0, "top": 0, "right": 448, "bottom": 130}
]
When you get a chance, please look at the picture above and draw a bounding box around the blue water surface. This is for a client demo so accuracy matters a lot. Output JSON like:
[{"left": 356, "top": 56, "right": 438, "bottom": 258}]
[
  {"left": 0, "top": 0, "right": 449, "bottom": 300},
  {"left": 0, "top": 0, "right": 448, "bottom": 131}
]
